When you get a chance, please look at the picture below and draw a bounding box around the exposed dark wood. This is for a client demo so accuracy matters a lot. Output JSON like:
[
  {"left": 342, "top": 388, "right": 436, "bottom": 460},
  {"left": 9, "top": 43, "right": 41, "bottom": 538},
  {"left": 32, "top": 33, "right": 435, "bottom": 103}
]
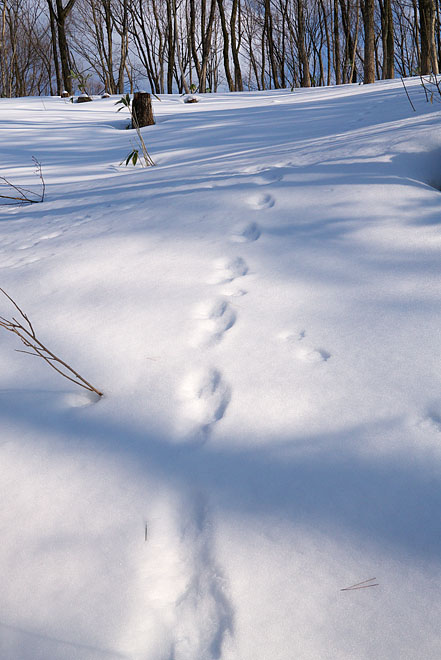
[
  {"left": 132, "top": 92, "right": 155, "bottom": 128},
  {"left": 419, "top": 0, "right": 439, "bottom": 73},
  {"left": 363, "top": 0, "right": 375, "bottom": 82}
]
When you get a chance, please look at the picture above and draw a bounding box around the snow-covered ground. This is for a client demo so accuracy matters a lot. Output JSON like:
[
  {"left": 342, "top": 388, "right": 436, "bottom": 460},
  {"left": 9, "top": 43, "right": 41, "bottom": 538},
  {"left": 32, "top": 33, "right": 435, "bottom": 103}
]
[{"left": 1, "top": 79, "right": 441, "bottom": 660}]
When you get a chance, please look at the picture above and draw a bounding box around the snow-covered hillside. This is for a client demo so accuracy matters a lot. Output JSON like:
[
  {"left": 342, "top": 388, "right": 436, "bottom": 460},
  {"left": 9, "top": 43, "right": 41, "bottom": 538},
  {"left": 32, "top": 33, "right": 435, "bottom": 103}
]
[{"left": 1, "top": 79, "right": 441, "bottom": 660}]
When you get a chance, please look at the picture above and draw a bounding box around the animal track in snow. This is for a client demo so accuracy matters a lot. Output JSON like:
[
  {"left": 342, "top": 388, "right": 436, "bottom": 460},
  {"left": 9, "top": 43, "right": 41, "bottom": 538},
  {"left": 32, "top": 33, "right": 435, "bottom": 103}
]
[
  {"left": 208, "top": 256, "right": 248, "bottom": 284},
  {"left": 297, "top": 346, "right": 331, "bottom": 363},
  {"left": 278, "top": 329, "right": 331, "bottom": 363},
  {"left": 277, "top": 329, "right": 306, "bottom": 343},
  {"left": 219, "top": 285, "right": 247, "bottom": 297},
  {"left": 253, "top": 169, "right": 284, "bottom": 185},
  {"left": 191, "top": 299, "right": 236, "bottom": 346},
  {"left": 39, "top": 230, "right": 62, "bottom": 241},
  {"left": 245, "top": 192, "right": 275, "bottom": 210},
  {"left": 16, "top": 230, "right": 63, "bottom": 251},
  {"left": 418, "top": 403, "right": 441, "bottom": 433},
  {"left": 172, "top": 495, "right": 233, "bottom": 660},
  {"left": 230, "top": 221, "right": 261, "bottom": 243},
  {"left": 74, "top": 214, "right": 93, "bottom": 225},
  {"left": 238, "top": 165, "right": 284, "bottom": 185},
  {"left": 8, "top": 254, "right": 43, "bottom": 269},
  {"left": 179, "top": 368, "right": 230, "bottom": 429}
]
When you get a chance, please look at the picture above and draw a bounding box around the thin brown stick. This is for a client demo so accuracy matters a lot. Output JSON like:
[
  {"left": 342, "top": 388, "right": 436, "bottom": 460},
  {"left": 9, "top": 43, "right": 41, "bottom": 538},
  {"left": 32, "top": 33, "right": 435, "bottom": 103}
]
[
  {"left": 0, "top": 287, "right": 35, "bottom": 336},
  {"left": 131, "top": 109, "right": 155, "bottom": 167},
  {"left": 0, "top": 289, "right": 103, "bottom": 397},
  {"left": 401, "top": 78, "right": 416, "bottom": 112},
  {"left": 341, "top": 584, "right": 379, "bottom": 591},
  {"left": 0, "top": 158, "right": 46, "bottom": 205},
  {"left": 341, "top": 577, "right": 379, "bottom": 591},
  {"left": 33, "top": 156, "right": 46, "bottom": 202}
]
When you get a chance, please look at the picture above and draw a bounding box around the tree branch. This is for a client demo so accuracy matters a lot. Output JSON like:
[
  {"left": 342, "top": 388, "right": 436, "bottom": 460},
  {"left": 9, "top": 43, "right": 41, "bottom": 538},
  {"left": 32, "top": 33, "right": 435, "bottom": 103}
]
[{"left": 0, "top": 289, "right": 103, "bottom": 397}]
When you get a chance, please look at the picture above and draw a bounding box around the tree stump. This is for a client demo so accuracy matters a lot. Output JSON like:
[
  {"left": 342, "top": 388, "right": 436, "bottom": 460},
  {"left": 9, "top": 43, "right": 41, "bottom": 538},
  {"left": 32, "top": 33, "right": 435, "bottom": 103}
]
[{"left": 131, "top": 92, "right": 155, "bottom": 128}]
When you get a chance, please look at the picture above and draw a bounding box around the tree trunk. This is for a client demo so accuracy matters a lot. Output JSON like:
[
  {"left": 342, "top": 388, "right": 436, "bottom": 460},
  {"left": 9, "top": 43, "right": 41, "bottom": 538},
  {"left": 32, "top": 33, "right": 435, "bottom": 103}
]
[
  {"left": 363, "top": 0, "right": 375, "bottom": 82},
  {"left": 46, "top": 0, "right": 62, "bottom": 94},
  {"left": 217, "top": 0, "right": 234, "bottom": 91},
  {"left": 419, "top": 0, "right": 439, "bottom": 73},
  {"left": 166, "top": 0, "right": 175, "bottom": 93},
  {"left": 132, "top": 92, "right": 155, "bottom": 128},
  {"left": 54, "top": 0, "right": 76, "bottom": 94},
  {"left": 230, "top": 0, "right": 243, "bottom": 90},
  {"left": 334, "top": 0, "right": 342, "bottom": 83},
  {"left": 297, "top": 0, "right": 311, "bottom": 86},
  {"left": 264, "top": 0, "right": 280, "bottom": 88},
  {"left": 199, "top": 0, "right": 217, "bottom": 91}
]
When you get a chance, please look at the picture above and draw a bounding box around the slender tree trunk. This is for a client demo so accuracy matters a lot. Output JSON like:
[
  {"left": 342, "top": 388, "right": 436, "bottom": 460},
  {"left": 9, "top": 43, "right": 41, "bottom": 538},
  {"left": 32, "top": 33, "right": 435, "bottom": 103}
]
[
  {"left": 319, "top": 0, "right": 332, "bottom": 85},
  {"left": 174, "top": 1, "right": 190, "bottom": 93},
  {"left": 217, "top": 0, "right": 234, "bottom": 90},
  {"left": 363, "top": 0, "right": 375, "bottom": 82},
  {"left": 46, "top": 0, "right": 62, "bottom": 93},
  {"left": 54, "top": 0, "right": 76, "bottom": 94},
  {"left": 264, "top": 0, "right": 280, "bottom": 87},
  {"left": 297, "top": 0, "right": 311, "bottom": 86},
  {"left": 230, "top": 0, "right": 243, "bottom": 89},
  {"left": 189, "top": 0, "right": 202, "bottom": 82},
  {"left": 333, "top": 0, "right": 342, "bottom": 83},
  {"left": 166, "top": 0, "right": 175, "bottom": 92},
  {"left": 419, "top": 0, "right": 439, "bottom": 73},
  {"left": 199, "top": 0, "right": 217, "bottom": 91}
]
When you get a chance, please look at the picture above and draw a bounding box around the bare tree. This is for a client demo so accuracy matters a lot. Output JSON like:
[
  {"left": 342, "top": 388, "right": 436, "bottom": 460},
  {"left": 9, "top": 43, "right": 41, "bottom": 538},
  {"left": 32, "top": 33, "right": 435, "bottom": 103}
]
[
  {"left": 363, "top": 0, "right": 375, "bottom": 82},
  {"left": 419, "top": 0, "right": 438, "bottom": 73},
  {"left": 46, "top": 0, "right": 77, "bottom": 94}
]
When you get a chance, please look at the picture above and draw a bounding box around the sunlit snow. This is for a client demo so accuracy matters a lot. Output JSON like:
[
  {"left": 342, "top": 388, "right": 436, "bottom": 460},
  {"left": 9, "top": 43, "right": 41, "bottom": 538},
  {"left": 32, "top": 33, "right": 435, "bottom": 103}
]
[{"left": 1, "top": 79, "right": 441, "bottom": 659}]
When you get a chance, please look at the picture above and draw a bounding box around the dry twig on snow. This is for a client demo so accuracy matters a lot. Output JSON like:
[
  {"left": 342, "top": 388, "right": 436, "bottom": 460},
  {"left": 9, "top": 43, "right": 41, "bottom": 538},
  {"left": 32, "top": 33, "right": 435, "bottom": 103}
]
[
  {"left": 0, "top": 288, "right": 103, "bottom": 397},
  {"left": 0, "top": 157, "right": 46, "bottom": 205}
]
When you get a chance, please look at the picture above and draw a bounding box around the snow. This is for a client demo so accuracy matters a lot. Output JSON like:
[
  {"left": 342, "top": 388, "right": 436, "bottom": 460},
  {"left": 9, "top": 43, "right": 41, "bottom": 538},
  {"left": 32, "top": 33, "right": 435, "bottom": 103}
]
[{"left": 1, "top": 79, "right": 441, "bottom": 659}]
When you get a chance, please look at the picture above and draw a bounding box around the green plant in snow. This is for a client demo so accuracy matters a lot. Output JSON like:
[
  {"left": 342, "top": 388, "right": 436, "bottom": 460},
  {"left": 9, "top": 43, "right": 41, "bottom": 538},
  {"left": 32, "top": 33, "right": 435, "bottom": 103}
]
[
  {"left": 70, "top": 68, "right": 92, "bottom": 95},
  {"left": 124, "top": 149, "right": 140, "bottom": 166},
  {"left": 115, "top": 92, "right": 131, "bottom": 112},
  {"left": 115, "top": 94, "right": 155, "bottom": 167}
]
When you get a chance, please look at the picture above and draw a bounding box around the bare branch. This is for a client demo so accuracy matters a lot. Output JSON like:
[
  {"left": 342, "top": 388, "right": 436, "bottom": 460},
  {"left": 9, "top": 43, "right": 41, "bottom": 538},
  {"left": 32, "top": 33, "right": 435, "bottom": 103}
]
[
  {"left": 0, "top": 289, "right": 103, "bottom": 397},
  {"left": 0, "top": 159, "right": 46, "bottom": 206},
  {"left": 0, "top": 288, "right": 35, "bottom": 336}
]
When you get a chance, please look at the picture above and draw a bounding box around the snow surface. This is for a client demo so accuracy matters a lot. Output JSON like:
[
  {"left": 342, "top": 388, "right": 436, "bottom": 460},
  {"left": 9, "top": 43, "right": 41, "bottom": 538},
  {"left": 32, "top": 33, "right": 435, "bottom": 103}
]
[{"left": 1, "top": 80, "right": 441, "bottom": 659}]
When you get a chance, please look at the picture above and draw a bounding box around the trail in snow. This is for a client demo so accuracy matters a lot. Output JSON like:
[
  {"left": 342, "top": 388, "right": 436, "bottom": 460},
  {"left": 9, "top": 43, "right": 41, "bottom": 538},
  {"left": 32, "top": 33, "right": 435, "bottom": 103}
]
[
  {"left": 172, "top": 495, "right": 233, "bottom": 660},
  {"left": 3, "top": 81, "right": 441, "bottom": 660}
]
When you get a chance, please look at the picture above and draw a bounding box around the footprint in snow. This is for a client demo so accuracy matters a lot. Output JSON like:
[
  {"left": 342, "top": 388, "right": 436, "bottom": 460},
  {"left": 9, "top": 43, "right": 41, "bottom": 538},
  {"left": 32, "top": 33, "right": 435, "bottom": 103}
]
[
  {"left": 39, "top": 231, "right": 62, "bottom": 241},
  {"left": 191, "top": 298, "right": 236, "bottom": 347},
  {"left": 74, "top": 214, "right": 92, "bottom": 225},
  {"left": 278, "top": 329, "right": 307, "bottom": 343},
  {"left": 208, "top": 256, "right": 248, "bottom": 285},
  {"left": 417, "top": 403, "right": 441, "bottom": 433},
  {"left": 237, "top": 166, "right": 284, "bottom": 185},
  {"left": 230, "top": 221, "right": 261, "bottom": 243},
  {"left": 219, "top": 285, "right": 247, "bottom": 297},
  {"left": 173, "top": 495, "right": 233, "bottom": 660},
  {"left": 17, "top": 231, "right": 63, "bottom": 251},
  {"left": 179, "top": 368, "right": 230, "bottom": 430},
  {"left": 253, "top": 169, "right": 284, "bottom": 185},
  {"left": 297, "top": 346, "right": 331, "bottom": 363},
  {"left": 278, "top": 330, "right": 331, "bottom": 363},
  {"left": 245, "top": 192, "right": 275, "bottom": 210}
]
